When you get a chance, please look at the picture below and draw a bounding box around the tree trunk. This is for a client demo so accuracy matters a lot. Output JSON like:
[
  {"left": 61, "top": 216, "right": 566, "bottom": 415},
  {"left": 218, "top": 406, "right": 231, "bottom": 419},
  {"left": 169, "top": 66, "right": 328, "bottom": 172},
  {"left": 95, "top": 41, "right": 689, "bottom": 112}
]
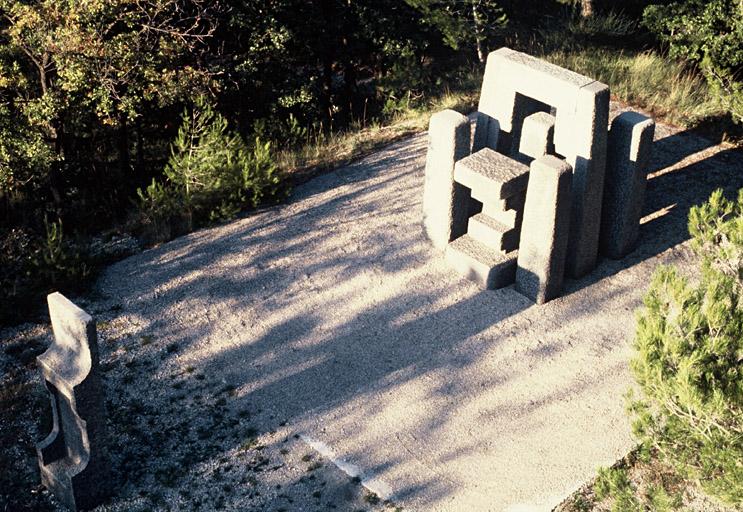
[
  {"left": 472, "top": 1, "right": 486, "bottom": 64},
  {"left": 135, "top": 117, "right": 144, "bottom": 180},
  {"left": 118, "top": 115, "right": 130, "bottom": 179},
  {"left": 580, "top": 0, "right": 594, "bottom": 18},
  {"left": 319, "top": 0, "right": 335, "bottom": 126}
]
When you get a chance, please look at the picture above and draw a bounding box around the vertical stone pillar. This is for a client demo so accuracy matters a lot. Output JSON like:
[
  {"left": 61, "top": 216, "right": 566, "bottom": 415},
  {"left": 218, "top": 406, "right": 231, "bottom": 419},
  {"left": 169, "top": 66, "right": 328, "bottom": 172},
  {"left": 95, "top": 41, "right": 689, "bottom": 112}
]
[
  {"left": 37, "top": 292, "right": 108, "bottom": 511},
  {"left": 564, "top": 81, "right": 610, "bottom": 278},
  {"left": 600, "top": 111, "right": 655, "bottom": 258},
  {"left": 516, "top": 155, "right": 573, "bottom": 304},
  {"left": 422, "top": 109, "right": 472, "bottom": 249},
  {"left": 472, "top": 112, "right": 501, "bottom": 153},
  {"left": 517, "top": 111, "right": 556, "bottom": 163}
]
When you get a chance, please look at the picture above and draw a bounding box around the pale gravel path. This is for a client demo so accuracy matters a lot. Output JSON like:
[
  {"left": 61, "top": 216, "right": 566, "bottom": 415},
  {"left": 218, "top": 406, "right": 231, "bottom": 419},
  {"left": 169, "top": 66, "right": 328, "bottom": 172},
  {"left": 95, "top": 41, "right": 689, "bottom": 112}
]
[{"left": 93, "top": 107, "right": 743, "bottom": 512}]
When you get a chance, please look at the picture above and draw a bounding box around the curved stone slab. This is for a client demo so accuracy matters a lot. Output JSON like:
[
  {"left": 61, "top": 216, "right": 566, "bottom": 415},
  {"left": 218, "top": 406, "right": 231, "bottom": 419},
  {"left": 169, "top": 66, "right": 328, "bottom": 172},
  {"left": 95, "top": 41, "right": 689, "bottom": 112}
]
[{"left": 37, "top": 292, "right": 108, "bottom": 511}]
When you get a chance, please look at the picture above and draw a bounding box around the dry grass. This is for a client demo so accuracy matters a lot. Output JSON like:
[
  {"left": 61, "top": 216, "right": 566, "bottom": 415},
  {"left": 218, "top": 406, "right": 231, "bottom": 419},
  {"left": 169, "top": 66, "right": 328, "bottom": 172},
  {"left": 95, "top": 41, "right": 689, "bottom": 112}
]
[
  {"left": 540, "top": 48, "right": 724, "bottom": 127},
  {"left": 278, "top": 87, "right": 479, "bottom": 178},
  {"left": 278, "top": 42, "right": 728, "bottom": 183}
]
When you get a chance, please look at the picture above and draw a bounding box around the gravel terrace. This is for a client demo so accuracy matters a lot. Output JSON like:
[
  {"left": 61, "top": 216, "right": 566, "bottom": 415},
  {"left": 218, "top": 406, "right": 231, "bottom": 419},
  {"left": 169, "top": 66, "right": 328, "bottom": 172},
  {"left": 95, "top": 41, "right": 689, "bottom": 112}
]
[{"left": 2, "top": 104, "right": 742, "bottom": 512}]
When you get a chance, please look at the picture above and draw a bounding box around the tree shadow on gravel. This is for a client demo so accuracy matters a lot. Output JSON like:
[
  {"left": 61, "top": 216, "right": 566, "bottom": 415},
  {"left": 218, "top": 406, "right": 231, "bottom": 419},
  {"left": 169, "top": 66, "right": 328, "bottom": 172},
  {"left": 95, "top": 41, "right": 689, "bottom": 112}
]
[
  {"left": 16, "top": 123, "right": 742, "bottom": 511},
  {"left": 564, "top": 130, "right": 743, "bottom": 297}
]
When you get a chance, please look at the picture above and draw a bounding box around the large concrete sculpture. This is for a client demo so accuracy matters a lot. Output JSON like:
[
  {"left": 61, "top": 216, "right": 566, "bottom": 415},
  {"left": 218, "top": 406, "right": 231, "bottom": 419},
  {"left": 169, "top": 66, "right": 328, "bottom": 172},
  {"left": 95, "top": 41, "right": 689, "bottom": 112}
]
[
  {"left": 422, "top": 48, "right": 654, "bottom": 303},
  {"left": 37, "top": 292, "right": 108, "bottom": 511}
]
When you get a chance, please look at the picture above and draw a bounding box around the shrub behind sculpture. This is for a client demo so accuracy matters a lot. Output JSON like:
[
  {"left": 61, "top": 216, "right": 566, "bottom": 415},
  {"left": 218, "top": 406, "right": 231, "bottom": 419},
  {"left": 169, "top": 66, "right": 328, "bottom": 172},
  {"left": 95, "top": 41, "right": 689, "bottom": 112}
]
[{"left": 628, "top": 188, "right": 743, "bottom": 505}]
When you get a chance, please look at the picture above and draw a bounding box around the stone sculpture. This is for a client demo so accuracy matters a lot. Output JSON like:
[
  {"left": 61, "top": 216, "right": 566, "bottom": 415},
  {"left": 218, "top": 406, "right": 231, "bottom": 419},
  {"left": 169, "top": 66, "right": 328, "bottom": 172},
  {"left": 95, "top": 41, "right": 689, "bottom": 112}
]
[
  {"left": 422, "top": 47, "right": 654, "bottom": 303},
  {"left": 37, "top": 292, "right": 108, "bottom": 511}
]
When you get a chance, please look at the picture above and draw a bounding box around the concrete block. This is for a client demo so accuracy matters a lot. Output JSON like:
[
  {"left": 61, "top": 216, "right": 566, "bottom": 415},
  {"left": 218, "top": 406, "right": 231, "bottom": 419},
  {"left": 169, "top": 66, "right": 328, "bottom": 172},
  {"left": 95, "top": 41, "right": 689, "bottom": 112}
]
[
  {"left": 564, "top": 81, "right": 610, "bottom": 278},
  {"left": 472, "top": 112, "right": 500, "bottom": 153},
  {"left": 516, "top": 156, "right": 573, "bottom": 304},
  {"left": 453, "top": 148, "right": 530, "bottom": 203},
  {"left": 467, "top": 213, "right": 520, "bottom": 253},
  {"left": 37, "top": 292, "right": 108, "bottom": 511},
  {"left": 518, "top": 112, "right": 555, "bottom": 163},
  {"left": 600, "top": 111, "right": 655, "bottom": 259},
  {"left": 446, "top": 234, "right": 517, "bottom": 290},
  {"left": 422, "top": 110, "right": 472, "bottom": 249}
]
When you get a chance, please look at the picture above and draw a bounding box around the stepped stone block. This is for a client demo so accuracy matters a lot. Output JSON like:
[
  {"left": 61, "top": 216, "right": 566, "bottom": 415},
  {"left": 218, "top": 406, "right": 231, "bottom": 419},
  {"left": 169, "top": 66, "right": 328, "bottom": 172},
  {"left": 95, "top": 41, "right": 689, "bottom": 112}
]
[
  {"left": 422, "top": 110, "right": 472, "bottom": 249},
  {"left": 453, "top": 148, "right": 530, "bottom": 203},
  {"left": 446, "top": 235, "right": 518, "bottom": 290},
  {"left": 467, "top": 213, "right": 520, "bottom": 253},
  {"left": 600, "top": 111, "right": 655, "bottom": 259},
  {"left": 478, "top": 47, "right": 610, "bottom": 278},
  {"left": 37, "top": 292, "right": 109, "bottom": 511},
  {"left": 482, "top": 196, "right": 524, "bottom": 231},
  {"left": 518, "top": 112, "right": 556, "bottom": 163},
  {"left": 516, "top": 156, "right": 573, "bottom": 304}
]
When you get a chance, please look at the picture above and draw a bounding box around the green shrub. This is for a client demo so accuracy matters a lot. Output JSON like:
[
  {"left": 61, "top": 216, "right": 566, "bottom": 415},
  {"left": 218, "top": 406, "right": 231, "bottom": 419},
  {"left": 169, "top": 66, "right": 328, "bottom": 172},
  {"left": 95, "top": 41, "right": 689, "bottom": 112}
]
[
  {"left": 135, "top": 95, "right": 283, "bottom": 242},
  {"left": 643, "top": 0, "right": 743, "bottom": 123},
  {"left": 628, "top": 188, "right": 743, "bottom": 505},
  {"left": 0, "top": 219, "right": 92, "bottom": 324},
  {"left": 594, "top": 467, "right": 642, "bottom": 512}
]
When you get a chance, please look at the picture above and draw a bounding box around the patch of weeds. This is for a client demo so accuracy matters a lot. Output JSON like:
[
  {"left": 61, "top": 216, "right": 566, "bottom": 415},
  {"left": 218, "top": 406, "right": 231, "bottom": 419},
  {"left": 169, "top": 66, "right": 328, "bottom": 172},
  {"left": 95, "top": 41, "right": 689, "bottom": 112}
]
[
  {"left": 240, "top": 437, "right": 259, "bottom": 451},
  {"left": 306, "top": 461, "right": 323, "bottom": 472},
  {"left": 140, "top": 334, "right": 154, "bottom": 345},
  {"left": 185, "top": 365, "right": 195, "bottom": 373},
  {"left": 97, "top": 320, "right": 111, "bottom": 330},
  {"left": 595, "top": 466, "right": 642, "bottom": 511},
  {"left": 364, "top": 492, "right": 380, "bottom": 505},
  {"left": 301, "top": 453, "right": 313, "bottom": 462},
  {"left": 645, "top": 483, "right": 680, "bottom": 511}
]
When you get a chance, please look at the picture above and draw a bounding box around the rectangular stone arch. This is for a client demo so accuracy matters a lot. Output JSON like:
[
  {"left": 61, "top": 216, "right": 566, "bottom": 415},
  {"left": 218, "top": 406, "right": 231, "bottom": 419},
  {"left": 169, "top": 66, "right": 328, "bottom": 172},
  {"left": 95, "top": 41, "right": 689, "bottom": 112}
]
[{"left": 475, "top": 48, "right": 610, "bottom": 278}]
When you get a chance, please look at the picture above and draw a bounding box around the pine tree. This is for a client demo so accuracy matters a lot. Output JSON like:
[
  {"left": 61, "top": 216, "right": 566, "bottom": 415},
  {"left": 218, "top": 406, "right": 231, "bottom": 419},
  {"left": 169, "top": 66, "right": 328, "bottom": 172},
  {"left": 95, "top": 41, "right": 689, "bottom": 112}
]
[{"left": 629, "top": 188, "right": 743, "bottom": 505}]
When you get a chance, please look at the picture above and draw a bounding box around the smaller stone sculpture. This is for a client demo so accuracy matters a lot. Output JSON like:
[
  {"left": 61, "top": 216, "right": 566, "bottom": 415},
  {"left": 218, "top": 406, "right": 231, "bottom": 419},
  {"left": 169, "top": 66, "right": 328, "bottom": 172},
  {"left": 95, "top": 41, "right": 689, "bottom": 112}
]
[{"left": 37, "top": 292, "right": 108, "bottom": 511}]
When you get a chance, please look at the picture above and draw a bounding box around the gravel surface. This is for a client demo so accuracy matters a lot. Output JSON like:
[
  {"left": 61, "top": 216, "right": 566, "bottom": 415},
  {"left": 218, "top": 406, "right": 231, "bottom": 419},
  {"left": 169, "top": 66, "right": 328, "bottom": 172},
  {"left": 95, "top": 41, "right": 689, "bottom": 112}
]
[{"left": 2, "top": 104, "right": 742, "bottom": 512}]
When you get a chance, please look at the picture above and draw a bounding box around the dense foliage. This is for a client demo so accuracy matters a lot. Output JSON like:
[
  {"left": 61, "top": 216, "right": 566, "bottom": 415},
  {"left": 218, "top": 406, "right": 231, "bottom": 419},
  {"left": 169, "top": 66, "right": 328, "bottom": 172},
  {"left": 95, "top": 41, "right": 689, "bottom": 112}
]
[
  {"left": 643, "top": 0, "right": 743, "bottom": 123},
  {"left": 629, "top": 189, "right": 743, "bottom": 505}
]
